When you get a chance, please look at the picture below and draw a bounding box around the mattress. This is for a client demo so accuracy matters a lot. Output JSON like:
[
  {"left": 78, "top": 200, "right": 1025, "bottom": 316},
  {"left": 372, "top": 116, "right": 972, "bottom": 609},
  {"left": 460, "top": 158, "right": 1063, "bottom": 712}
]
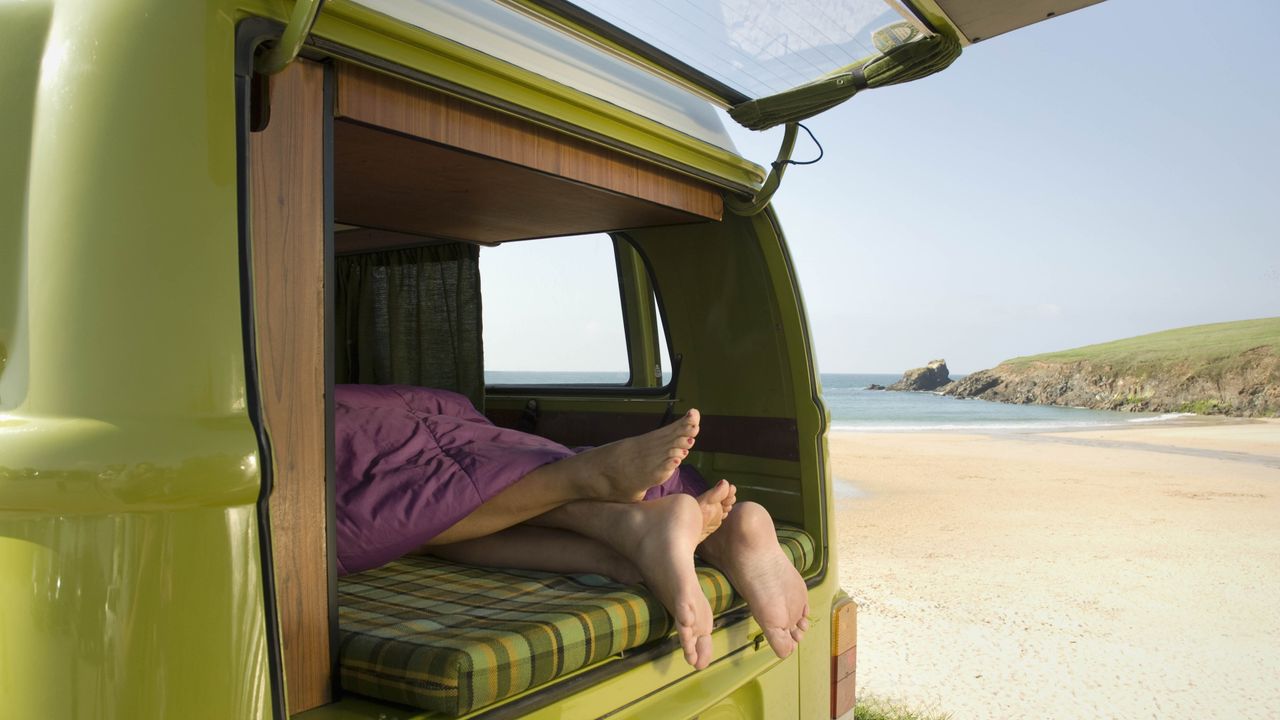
[{"left": 336, "top": 526, "right": 817, "bottom": 715}]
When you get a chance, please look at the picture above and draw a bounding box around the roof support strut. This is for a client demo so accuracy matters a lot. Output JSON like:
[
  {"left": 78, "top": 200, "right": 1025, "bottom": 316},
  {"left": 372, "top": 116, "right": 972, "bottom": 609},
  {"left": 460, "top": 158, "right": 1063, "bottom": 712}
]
[{"left": 724, "top": 122, "right": 800, "bottom": 217}]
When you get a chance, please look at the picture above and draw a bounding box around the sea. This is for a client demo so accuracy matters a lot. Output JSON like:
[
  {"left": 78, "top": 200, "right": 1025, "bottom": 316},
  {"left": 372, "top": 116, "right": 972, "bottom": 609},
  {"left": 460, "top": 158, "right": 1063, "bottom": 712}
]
[{"left": 486, "top": 371, "right": 1192, "bottom": 433}]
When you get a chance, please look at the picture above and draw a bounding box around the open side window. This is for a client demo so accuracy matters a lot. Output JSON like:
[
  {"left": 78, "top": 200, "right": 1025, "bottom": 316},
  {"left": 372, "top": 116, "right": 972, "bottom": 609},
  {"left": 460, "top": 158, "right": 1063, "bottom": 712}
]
[
  {"left": 245, "top": 48, "right": 821, "bottom": 718},
  {"left": 245, "top": 52, "right": 723, "bottom": 714}
]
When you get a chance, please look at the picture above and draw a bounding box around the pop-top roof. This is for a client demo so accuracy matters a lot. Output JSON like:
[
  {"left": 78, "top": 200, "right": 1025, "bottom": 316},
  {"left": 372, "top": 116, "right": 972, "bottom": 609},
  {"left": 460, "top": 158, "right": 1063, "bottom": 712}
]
[
  {"left": 347, "top": 0, "right": 1101, "bottom": 153},
  {"left": 535, "top": 0, "right": 925, "bottom": 101}
]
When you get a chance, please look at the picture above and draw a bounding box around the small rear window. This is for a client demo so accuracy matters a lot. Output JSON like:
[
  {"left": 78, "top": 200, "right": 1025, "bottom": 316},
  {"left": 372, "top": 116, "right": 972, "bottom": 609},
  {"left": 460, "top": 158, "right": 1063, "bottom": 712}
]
[{"left": 481, "top": 234, "right": 630, "bottom": 384}]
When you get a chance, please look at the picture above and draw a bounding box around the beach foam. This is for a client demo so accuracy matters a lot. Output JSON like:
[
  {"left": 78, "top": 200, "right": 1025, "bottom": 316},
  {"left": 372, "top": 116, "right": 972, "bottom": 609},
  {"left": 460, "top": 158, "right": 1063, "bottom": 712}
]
[{"left": 1127, "top": 411, "right": 1196, "bottom": 423}]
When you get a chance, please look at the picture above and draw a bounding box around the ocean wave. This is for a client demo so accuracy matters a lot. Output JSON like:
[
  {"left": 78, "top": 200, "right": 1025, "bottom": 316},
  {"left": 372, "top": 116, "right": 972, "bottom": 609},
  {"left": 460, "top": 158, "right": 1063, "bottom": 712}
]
[
  {"left": 829, "top": 421, "right": 1116, "bottom": 432},
  {"left": 1126, "top": 412, "right": 1196, "bottom": 423},
  {"left": 828, "top": 414, "right": 1190, "bottom": 432}
]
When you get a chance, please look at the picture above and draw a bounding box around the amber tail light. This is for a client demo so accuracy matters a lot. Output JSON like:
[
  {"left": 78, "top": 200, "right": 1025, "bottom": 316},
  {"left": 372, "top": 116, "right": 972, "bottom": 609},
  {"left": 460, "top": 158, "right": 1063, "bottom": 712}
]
[{"left": 831, "top": 593, "right": 857, "bottom": 719}]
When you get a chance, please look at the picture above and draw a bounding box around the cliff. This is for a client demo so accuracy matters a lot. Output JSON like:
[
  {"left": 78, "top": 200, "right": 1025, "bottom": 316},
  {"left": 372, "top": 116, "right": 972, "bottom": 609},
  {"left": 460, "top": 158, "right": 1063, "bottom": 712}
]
[{"left": 943, "top": 318, "right": 1280, "bottom": 417}]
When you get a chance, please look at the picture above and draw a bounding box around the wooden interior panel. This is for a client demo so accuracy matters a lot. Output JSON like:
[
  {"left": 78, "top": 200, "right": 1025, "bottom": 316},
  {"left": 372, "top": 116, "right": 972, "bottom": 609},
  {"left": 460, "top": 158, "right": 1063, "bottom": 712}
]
[
  {"left": 250, "top": 59, "right": 330, "bottom": 714},
  {"left": 334, "top": 62, "right": 723, "bottom": 223},
  {"left": 334, "top": 120, "right": 708, "bottom": 243},
  {"left": 334, "top": 227, "right": 463, "bottom": 255}
]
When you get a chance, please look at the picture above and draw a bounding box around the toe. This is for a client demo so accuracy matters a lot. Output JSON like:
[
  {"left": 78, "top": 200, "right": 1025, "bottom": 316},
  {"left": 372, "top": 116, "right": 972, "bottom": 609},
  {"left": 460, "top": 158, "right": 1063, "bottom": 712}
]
[
  {"left": 762, "top": 627, "right": 796, "bottom": 659},
  {"left": 678, "top": 624, "right": 698, "bottom": 667},
  {"left": 694, "top": 633, "right": 713, "bottom": 670},
  {"left": 703, "top": 479, "right": 729, "bottom": 503}
]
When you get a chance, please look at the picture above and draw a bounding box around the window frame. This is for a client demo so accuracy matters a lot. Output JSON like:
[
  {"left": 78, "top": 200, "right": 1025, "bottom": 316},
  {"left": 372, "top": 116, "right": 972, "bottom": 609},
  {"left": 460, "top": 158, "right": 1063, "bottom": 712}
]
[{"left": 483, "top": 233, "right": 679, "bottom": 398}]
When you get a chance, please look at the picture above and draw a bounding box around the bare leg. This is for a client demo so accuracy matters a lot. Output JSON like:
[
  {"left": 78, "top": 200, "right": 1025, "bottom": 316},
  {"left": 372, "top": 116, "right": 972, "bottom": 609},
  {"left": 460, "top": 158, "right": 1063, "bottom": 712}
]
[
  {"left": 696, "top": 502, "right": 810, "bottom": 659},
  {"left": 532, "top": 495, "right": 715, "bottom": 670},
  {"left": 424, "top": 526, "right": 642, "bottom": 584},
  {"left": 424, "top": 410, "right": 701, "bottom": 546},
  {"left": 547, "top": 409, "right": 701, "bottom": 502},
  {"left": 423, "top": 484, "right": 732, "bottom": 584}
]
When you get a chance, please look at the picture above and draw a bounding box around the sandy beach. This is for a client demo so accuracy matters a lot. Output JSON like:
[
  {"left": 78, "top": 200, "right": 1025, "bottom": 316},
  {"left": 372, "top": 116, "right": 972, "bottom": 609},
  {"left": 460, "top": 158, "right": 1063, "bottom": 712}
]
[{"left": 832, "top": 419, "right": 1280, "bottom": 719}]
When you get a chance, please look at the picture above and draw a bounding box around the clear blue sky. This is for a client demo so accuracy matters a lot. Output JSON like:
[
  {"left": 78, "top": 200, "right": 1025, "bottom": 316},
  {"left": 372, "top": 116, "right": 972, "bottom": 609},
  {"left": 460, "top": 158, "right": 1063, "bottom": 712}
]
[{"left": 484, "top": 0, "right": 1280, "bottom": 374}]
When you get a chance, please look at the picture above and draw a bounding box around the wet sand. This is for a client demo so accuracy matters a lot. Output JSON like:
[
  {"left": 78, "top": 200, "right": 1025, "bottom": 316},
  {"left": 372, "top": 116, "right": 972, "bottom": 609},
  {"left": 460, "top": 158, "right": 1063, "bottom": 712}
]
[{"left": 832, "top": 419, "right": 1280, "bottom": 719}]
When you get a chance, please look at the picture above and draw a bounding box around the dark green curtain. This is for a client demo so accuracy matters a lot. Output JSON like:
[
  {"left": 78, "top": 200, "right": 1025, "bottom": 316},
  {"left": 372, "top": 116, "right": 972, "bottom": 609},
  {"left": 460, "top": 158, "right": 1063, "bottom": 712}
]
[{"left": 335, "top": 243, "right": 484, "bottom": 409}]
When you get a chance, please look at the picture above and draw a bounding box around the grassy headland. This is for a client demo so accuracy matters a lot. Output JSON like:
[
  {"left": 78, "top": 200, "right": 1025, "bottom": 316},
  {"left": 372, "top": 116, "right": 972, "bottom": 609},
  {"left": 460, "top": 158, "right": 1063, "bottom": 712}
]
[
  {"left": 1007, "top": 317, "right": 1280, "bottom": 370},
  {"left": 944, "top": 318, "right": 1280, "bottom": 417}
]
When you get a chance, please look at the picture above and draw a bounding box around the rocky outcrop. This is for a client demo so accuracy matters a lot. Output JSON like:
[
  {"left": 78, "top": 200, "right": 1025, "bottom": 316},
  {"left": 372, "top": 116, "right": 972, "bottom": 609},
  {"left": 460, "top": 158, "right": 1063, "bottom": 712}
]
[
  {"left": 887, "top": 359, "right": 952, "bottom": 392},
  {"left": 866, "top": 383, "right": 887, "bottom": 391},
  {"left": 942, "top": 347, "right": 1280, "bottom": 417}
]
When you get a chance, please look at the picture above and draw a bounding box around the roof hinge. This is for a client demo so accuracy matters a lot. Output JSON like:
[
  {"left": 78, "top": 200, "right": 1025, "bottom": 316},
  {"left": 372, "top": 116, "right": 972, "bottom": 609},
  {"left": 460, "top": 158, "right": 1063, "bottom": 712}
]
[{"left": 256, "top": 0, "right": 326, "bottom": 75}]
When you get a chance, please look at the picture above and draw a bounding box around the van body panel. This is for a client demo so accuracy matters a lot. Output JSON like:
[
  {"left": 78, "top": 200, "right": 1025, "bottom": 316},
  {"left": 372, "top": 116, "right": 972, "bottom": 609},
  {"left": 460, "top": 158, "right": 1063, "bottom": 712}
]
[
  {"left": 0, "top": 0, "right": 50, "bottom": 412},
  {"left": 0, "top": 507, "right": 273, "bottom": 719},
  {"left": 1, "top": 0, "right": 272, "bottom": 716}
]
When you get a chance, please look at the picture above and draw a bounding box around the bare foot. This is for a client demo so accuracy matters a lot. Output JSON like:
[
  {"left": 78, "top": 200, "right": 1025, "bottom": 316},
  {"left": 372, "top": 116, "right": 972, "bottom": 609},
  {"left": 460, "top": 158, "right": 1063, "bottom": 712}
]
[
  {"left": 701, "top": 502, "right": 809, "bottom": 659},
  {"left": 607, "top": 494, "right": 714, "bottom": 669},
  {"left": 696, "top": 479, "right": 736, "bottom": 541},
  {"left": 558, "top": 410, "right": 701, "bottom": 501}
]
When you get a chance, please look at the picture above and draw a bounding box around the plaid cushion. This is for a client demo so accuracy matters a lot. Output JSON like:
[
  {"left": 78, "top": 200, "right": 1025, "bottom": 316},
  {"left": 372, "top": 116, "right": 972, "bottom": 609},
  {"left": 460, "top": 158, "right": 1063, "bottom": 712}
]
[{"left": 337, "top": 526, "right": 816, "bottom": 716}]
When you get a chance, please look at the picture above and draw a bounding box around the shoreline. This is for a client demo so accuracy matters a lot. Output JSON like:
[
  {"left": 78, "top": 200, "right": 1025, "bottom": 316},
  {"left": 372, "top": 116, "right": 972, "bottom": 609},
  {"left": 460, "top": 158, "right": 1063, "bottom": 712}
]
[
  {"left": 831, "top": 421, "right": 1280, "bottom": 718},
  {"left": 827, "top": 410, "right": 1273, "bottom": 435},
  {"left": 830, "top": 417, "right": 1280, "bottom": 471}
]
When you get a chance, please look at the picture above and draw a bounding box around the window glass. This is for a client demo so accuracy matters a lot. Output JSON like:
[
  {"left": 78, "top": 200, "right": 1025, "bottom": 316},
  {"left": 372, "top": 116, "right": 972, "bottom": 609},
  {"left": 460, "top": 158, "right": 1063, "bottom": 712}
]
[
  {"left": 349, "top": 0, "right": 737, "bottom": 150},
  {"left": 567, "top": 0, "right": 915, "bottom": 97},
  {"left": 481, "top": 234, "right": 630, "bottom": 384}
]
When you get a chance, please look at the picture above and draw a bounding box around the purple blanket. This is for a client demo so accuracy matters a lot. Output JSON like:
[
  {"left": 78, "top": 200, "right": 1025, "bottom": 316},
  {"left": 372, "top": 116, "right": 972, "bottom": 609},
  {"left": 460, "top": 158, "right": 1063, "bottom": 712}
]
[{"left": 335, "top": 384, "right": 704, "bottom": 575}]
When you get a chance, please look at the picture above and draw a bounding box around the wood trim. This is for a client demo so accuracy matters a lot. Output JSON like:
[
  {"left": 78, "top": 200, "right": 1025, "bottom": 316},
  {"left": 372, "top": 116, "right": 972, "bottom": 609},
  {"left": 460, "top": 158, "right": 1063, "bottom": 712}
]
[
  {"left": 333, "top": 120, "right": 707, "bottom": 244},
  {"left": 334, "top": 62, "right": 723, "bottom": 221},
  {"left": 250, "top": 59, "right": 331, "bottom": 713},
  {"left": 335, "top": 227, "right": 466, "bottom": 255}
]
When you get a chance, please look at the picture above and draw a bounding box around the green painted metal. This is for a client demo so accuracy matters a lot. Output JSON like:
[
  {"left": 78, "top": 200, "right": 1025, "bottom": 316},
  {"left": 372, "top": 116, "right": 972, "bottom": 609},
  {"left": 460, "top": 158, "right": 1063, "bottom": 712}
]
[
  {"left": 725, "top": 122, "right": 801, "bottom": 216},
  {"left": 0, "top": 0, "right": 47, "bottom": 411},
  {"left": 0, "top": 0, "right": 272, "bottom": 717},
  {"left": 257, "top": 0, "right": 326, "bottom": 75},
  {"left": 614, "top": 239, "right": 663, "bottom": 388}
]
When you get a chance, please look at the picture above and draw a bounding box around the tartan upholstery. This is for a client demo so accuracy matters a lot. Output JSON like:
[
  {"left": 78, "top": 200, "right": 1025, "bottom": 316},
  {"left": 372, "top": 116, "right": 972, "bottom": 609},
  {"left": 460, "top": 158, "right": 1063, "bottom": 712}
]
[{"left": 337, "top": 526, "right": 816, "bottom": 716}]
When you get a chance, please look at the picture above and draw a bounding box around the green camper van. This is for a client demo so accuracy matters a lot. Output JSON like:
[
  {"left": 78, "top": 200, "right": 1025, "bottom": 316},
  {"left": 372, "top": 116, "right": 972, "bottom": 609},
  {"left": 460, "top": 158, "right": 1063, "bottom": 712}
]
[{"left": 0, "top": 0, "right": 1095, "bottom": 717}]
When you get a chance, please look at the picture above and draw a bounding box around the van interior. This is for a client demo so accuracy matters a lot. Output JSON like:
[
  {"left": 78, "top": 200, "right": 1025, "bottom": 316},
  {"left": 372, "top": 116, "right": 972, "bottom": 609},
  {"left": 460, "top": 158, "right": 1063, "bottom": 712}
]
[{"left": 248, "top": 57, "right": 826, "bottom": 717}]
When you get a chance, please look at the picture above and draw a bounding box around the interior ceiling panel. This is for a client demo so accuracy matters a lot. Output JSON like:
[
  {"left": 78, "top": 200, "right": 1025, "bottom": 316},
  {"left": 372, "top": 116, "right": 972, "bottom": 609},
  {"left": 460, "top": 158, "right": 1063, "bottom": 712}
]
[
  {"left": 932, "top": 0, "right": 1103, "bottom": 42},
  {"left": 333, "top": 121, "right": 710, "bottom": 245}
]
